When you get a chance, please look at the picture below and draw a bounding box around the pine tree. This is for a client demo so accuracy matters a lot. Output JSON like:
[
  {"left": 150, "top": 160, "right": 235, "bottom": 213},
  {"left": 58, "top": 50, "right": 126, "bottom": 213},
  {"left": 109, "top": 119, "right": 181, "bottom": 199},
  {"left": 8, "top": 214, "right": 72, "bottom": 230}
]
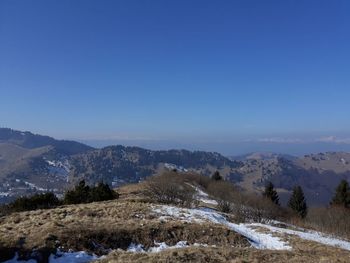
[
  {"left": 263, "top": 181, "right": 280, "bottom": 205},
  {"left": 288, "top": 185, "right": 307, "bottom": 218},
  {"left": 331, "top": 179, "right": 350, "bottom": 208},
  {"left": 212, "top": 171, "right": 223, "bottom": 181}
]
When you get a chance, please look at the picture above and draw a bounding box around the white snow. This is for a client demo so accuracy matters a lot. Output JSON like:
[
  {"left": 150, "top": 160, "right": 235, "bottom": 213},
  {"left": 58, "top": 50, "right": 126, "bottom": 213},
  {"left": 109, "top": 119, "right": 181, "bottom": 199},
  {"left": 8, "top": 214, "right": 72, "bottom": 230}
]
[
  {"left": 45, "top": 158, "right": 70, "bottom": 181},
  {"left": 153, "top": 205, "right": 350, "bottom": 251},
  {"left": 250, "top": 223, "right": 350, "bottom": 251},
  {"left": 2, "top": 254, "right": 36, "bottom": 263},
  {"left": 23, "top": 181, "right": 47, "bottom": 192},
  {"left": 340, "top": 158, "right": 347, "bottom": 165},
  {"left": 127, "top": 243, "right": 146, "bottom": 252},
  {"left": 49, "top": 250, "right": 98, "bottom": 263},
  {"left": 184, "top": 183, "right": 218, "bottom": 206},
  {"left": 3, "top": 250, "right": 98, "bottom": 263},
  {"left": 149, "top": 241, "right": 189, "bottom": 252},
  {"left": 153, "top": 205, "right": 291, "bottom": 250},
  {"left": 128, "top": 241, "right": 196, "bottom": 253},
  {"left": 192, "top": 185, "right": 218, "bottom": 205},
  {"left": 164, "top": 163, "right": 188, "bottom": 172}
]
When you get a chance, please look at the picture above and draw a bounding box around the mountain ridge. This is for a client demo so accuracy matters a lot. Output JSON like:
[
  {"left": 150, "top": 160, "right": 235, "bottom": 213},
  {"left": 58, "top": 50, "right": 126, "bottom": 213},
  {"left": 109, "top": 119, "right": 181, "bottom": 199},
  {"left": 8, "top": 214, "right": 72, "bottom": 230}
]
[{"left": 0, "top": 128, "right": 350, "bottom": 207}]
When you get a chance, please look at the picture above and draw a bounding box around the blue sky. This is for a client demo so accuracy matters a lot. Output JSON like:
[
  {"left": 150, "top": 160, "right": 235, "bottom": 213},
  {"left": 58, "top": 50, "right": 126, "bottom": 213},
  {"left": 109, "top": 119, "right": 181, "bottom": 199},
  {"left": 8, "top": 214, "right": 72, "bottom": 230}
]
[{"left": 1, "top": 0, "right": 350, "bottom": 155}]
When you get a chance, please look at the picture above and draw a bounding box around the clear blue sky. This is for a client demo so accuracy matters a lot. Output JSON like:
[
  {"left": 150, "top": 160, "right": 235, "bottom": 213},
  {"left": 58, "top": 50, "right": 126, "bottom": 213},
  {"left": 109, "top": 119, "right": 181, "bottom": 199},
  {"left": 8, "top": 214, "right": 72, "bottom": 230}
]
[{"left": 1, "top": 0, "right": 350, "bottom": 154}]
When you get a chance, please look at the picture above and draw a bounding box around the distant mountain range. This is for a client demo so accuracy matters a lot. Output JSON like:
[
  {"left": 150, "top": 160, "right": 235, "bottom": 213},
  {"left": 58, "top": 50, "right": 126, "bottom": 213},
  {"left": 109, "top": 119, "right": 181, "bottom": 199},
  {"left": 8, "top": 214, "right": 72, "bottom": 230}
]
[
  {"left": 0, "top": 128, "right": 241, "bottom": 203},
  {"left": 0, "top": 128, "right": 349, "bottom": 206},
  {"left": 230, "top": 151, "right": 350, "bottom": 206}
]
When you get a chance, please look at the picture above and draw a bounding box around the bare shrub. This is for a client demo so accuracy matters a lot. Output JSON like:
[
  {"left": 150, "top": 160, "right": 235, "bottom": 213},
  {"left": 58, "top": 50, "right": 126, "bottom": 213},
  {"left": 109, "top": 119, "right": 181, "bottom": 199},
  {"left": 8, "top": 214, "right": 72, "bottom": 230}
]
[
  {"left": 206, "top": 180, "right": 237, "bottom": 201},
  {"left": 239, "top": 195, "right": 286, "bottom": 223},
  {"left": 217, "top": 200, "right": 232, "bottom": 213},
  {"left": 304, "top": 206, "right": 350, "bottom": 240},
  {"left": 206, "top": 180, "right": 286, "bottom": 223},
  {"left": 144, "top": 171, "right": 196, "bottom": 207},
  {"left": 180, "top": 172, "right": 211, "bottom": 189}
]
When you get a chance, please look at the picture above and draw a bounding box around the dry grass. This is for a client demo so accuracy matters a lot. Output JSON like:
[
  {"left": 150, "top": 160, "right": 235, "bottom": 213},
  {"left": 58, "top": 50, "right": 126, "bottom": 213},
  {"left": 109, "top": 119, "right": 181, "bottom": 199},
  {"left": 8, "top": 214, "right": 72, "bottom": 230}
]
[
  {"left": 0, "top": 200, "right": 150, "bottom": 250},
  {"left": 116, "top": 182, "right": 149, "bottom": 201},
  {"left": 1, "top": 180, "right": 350, "bottom": 263},
  {"left": 99, "top": 245, "right": 350, "bottom": 263},
  {"left": 0, "top": 199, "right": 248, "bottom": 261}
]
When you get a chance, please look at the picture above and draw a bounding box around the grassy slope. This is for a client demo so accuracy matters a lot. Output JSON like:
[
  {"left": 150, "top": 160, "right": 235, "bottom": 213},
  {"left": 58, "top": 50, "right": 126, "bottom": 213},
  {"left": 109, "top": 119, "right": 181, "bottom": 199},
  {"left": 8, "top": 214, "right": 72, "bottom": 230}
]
[{"left": 1, "top": 183, "right": 350, "bottom": 262}]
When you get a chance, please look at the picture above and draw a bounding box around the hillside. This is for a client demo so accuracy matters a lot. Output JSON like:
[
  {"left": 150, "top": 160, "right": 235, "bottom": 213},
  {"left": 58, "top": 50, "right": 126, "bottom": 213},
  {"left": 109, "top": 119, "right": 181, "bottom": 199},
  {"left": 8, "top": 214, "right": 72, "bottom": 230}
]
[
  {"left": 1, "top": 128, "right": 350, "bottom": 207},
  {"left": 230, "top": 152, "right": 350, "bottom": 206},
  {"left": 1, "top": 178, "right": 350, "bottom": 263},
  {"left": 0, "top": 129, "right": 241, "bottom": 204},
  {"left": 69, "top": 145, "right": 242, "bottom": 186},
  {"left": 0, "top": 128, "right": 94, "bottom": 203}
]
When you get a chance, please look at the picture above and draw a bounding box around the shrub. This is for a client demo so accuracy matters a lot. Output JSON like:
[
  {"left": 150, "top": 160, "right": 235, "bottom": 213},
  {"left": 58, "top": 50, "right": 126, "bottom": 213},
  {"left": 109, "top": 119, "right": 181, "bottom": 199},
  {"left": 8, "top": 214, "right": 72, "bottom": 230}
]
[
  {"left": 206, "top": 180, "right": 236, "bottom": 201},
  {"left": 305, "top": 206, "right": 350, "bottom": 240},
  {"left": 7, "top": 192, "right": 61, "bottom": 212},
  {"left": 211, "top": 171, "right": 223, "bottom": 181},
  {"left": 64, "top": 180, "right": 91, "bottom": 204},
  {"left": 217, "top": 200, "right": 232, "bottom": 213},
  {"left": 64, "top": 180, "right": 118, "bottom": 205},
  {"left": 144, "top": 171, "right": 195, "bottom": 207},
  {"left": 206, "top": 180, "right": 286, "bottom": 222},
  {"left": 90, "top": 182, "right": 119, "bottom": 202}
]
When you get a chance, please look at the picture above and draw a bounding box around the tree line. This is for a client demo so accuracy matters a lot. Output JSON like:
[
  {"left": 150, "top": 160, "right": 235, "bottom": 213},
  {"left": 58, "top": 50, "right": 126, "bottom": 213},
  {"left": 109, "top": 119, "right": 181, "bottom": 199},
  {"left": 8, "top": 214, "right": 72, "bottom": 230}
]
[
  {"left": 0, "top": 180, "right": 118, "bottom": 214},
  {"left": 262, "top": 179, "right": 350, "bottom": 218}
]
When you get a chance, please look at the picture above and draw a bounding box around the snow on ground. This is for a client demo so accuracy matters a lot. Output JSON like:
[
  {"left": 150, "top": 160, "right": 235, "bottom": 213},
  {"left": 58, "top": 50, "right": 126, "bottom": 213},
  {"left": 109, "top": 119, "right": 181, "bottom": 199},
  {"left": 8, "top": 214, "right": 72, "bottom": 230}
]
[
  {"left": 128, "top": 241, "right": 190, "bottom": 253},
  {"left": 23, "top": 181, "right": 47, "bottom": 192},
  {"left": 164, "top": 163, "right": 188, "bottom": 172},
  {"left": 250, "top": 223, "right": 350, "bottom": 251},
  {"left": 127, "top": 241, "right": 211, "bottom": 253},
  {"left": 3, "top": 250, "right": 98, "bottom": 263},
  {"left": 45, "top": 158, "right": 70, "bottom": 182},
  {"left": 192, "top": 185, "right": 218, "bottom": 205},
  {"left": 153, "top": 205, "right": 291, "bottom": 250},
  {"left": 153, "top": 205, "right": 350, "bottom": 251}
]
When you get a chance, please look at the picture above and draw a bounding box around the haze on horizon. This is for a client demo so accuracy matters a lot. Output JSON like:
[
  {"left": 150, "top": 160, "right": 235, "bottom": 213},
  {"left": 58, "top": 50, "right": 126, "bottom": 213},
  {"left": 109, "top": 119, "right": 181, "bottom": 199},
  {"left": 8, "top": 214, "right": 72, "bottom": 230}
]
[{"left": 1, "top": 0, "right": 350, "bottom": 155}]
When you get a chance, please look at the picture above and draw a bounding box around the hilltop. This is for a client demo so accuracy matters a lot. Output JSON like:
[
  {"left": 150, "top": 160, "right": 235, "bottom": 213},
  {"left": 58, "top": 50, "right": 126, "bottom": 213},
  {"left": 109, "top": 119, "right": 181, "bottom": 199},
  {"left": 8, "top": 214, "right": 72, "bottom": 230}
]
[{"left": 1, "top": 172, "right": 350, "bottom": 263}]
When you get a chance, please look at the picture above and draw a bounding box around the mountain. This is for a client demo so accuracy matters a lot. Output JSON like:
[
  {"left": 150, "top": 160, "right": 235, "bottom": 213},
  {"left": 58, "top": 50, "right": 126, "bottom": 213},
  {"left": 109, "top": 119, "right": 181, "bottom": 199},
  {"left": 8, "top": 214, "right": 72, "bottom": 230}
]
[
  {"left": 69, "top": 145, "right": 242, "bottom": 186},
  {"left": 0, "top": 128, "right": 94, "bottom": 203},
  {"left": 230, "top": 152, "right": 350, "bottom": 206},
  {"left": 1, "top": 128, "right": 350, "bottom": 207},
  {"left": 230, "top": 152, "right": 296, "bottom": 161},
  {"left": 0, "top": 128, "right": 93, "bottom": 155},
  {"left": 0, "top": 128, "right": 242, "bottom": 203}
]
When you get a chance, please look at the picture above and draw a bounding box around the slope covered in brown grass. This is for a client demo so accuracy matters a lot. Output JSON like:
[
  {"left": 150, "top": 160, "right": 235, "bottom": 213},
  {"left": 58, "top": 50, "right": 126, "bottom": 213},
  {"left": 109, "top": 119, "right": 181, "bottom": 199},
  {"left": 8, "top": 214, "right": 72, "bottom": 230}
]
[{"left": 1, "top": 181, "right": 350, "bottom": 263}]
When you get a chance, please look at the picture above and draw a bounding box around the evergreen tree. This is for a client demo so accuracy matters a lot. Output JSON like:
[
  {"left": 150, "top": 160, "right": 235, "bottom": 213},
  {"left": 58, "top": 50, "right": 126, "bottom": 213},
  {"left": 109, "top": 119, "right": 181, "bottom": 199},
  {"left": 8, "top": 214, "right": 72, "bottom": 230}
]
[
  {"left": 288, "top": 185, "right": 307, "bottom": 218},
  {"left": 331, "top": 179, "right": 350, "bottom": 208},
  {"left": 64, "top": 180, "right": 118, "bottom": 204},
  {"left": 212, "top": 171, "right": 222, "bottom": 181},
  {"left": 89, "top": 182, "right": 119, "bottom": 202},
  {"left": 263, "top": 181, "right": 280, "bottom": 205},
  {"left": 64, "top": 180, "right": 91, "bottom": 204}
]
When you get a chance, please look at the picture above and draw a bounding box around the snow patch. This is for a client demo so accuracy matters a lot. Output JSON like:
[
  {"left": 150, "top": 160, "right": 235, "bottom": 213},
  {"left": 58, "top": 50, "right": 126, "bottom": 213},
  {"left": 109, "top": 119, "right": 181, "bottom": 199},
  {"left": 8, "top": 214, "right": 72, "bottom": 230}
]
[
  {"left": 153, "top": 205, "right": 291, "bottom": 250},
  {"left": 127, "top": 241, "right": 208, "bottom": 253},
  {"left": 191, "top": 185, "right": 218, "bottom": 205},
  {"left": 250, "top": 223, "right": 350, "bottom": 251},
  {"left": 44, "top": 158, "right": 70, "bottom": 181},
  {"left": 164, "top": 163, "right": 188, "bottom": 172},
  {"left": 153, "top": 205, "right": 350, "bottom": 251},
  {"left": 3, "top": 250, "right": 98, "bottom": 263}
]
